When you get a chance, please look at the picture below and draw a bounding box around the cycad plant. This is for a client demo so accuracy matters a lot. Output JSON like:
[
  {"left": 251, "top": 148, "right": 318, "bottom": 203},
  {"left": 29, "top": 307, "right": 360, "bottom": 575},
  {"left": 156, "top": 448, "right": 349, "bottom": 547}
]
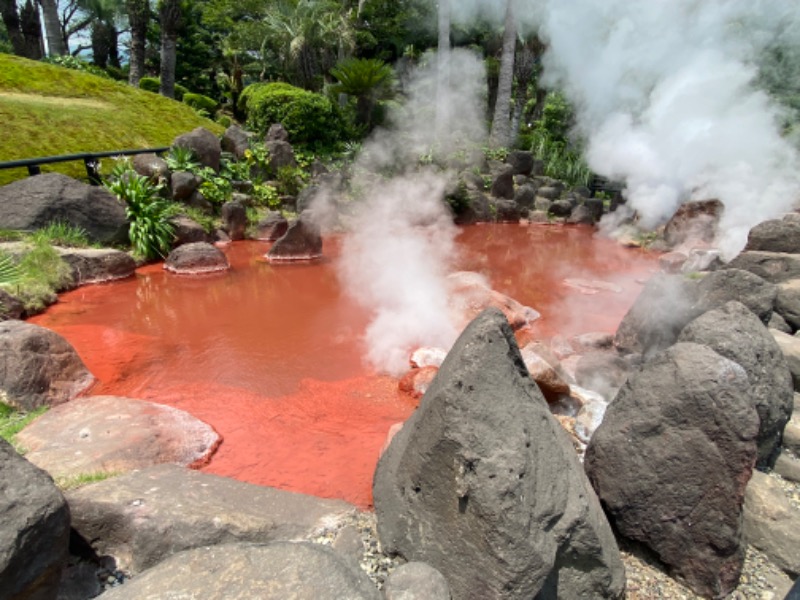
[
  {"left": 106, "top": 163, "right": 177, "bottom": 260},
  {"left": 330, "top": 57, "right": 395, "bottom": 132}
]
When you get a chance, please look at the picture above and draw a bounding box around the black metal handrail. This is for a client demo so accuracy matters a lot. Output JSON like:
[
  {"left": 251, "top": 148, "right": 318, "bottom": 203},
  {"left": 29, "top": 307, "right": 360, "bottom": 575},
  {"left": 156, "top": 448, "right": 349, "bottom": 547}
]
[{"left": 0, "top": 147, "right": 170, "bottom": 185}]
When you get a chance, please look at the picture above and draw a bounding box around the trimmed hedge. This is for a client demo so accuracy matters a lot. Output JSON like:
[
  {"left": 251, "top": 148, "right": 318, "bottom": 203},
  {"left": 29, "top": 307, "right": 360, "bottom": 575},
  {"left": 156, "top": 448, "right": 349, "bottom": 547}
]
[
  {"left": 183, "top": 92, "right": 218, "bottom": 114},
  {"left": 239, "top": 82, "right": 343, "bottom": 148},
  {"left": 139, "top": 77, "right": 188, "bottom": 101}
]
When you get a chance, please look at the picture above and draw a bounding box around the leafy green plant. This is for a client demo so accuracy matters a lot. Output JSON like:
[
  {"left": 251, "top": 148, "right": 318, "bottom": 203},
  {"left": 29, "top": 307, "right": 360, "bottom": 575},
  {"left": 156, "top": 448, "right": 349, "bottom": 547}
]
[
  {"left": 0, "top": 403, "right": 47, "bottom": 444},
  {"left": 30, "top": 221, "right": 91, "bottom": 248},
  {"left": 251, "top": 184, "right": 281, "bottom": 209},
  {"left": 330, "top": 57, "right": 395, "bottom": 131},
  {"left": 0, "top": 252, "right": 23, "bottom": 286},
  {"left": 183, "top": 92, "right": 218, "bottom": 115},
  {"left": 106, "top": 164, "right": 177, "bottom": 260},
  {"left": 276, "top": 165, "right": 308, "bottom": 197},
  {"left": 197, "top": 166, "right": 233, "bottom": 205},
  {"left": 164, "top": 146, "right": 201, "bottom": 172},
  {"left": 177, "top": 207, "right": 218, "bottom": 234},
  {"left": 41, "top": 55, "right": 110, "bottom": 79},
  {"left": 12, "top": 240, "right": 73, "bottom": 312}
]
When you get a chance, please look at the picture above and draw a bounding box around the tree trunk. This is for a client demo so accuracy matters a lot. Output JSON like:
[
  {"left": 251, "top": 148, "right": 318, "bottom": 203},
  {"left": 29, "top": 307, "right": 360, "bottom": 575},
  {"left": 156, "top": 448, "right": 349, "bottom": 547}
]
[
  {"left": 159, "top": 0, "right": 182, "bottom": 98},
  {"left": 19, "top": 0, "right": 43, "bottom": 59},
  {"left": 436, "top": 0, "right": 451, "bottom": 144},
  {"left": 38, "top": 0, "right": 65, "bottom": 55},
  {"left": 511, "top": 45, "right": 537, "bottom": 143},
  {"left": 126, "top": 0, "right": 149, "bottom": 86},
  {"left": 0, "top": 0, "right": 26, "bottom": 56},
  {"left": 489, "top": 0, "right": 516, "bottom": 148}
]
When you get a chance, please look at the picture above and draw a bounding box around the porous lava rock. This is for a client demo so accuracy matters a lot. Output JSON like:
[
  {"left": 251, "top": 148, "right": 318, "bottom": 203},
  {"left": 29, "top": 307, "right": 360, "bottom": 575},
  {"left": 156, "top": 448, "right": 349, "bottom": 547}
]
[
  {"left": 0, "top": 438, "right": 70, "bottom": 600},
  {"left": 0, "top": 320, "right": 94, "bottom": 410},
  {"left": 0, "top": 173, "right": 128, "bottom": 245},
  {"left": 255, "top": 211, "right": 289, "bottom": 241},
  {"left": 775, "top": 279, "right": 800, "bottom": 330},
  {"left": 506, "top": 150, "right": 535, "bottom": 176},
  {"left": 744, "top": 216, "right": 800, "bottom": 253},
  {"left": 164, "top": 242, "right": 230, "bottom": 274},
  {"left": 383, "top": 562, "right": 451, "bottom": 600},
  {"left": 447, "top": 271, "right": 539, "bottom": 331},
  {"left": 267, "top": 214, "right": 322, "bottom": 262},
  {"left": 131, "top": 153, "right": 169, "bottom": 183},
  {"left": 585, "top": 342, "right": 759, "bottom": 598},
  {"left": 66, "top": 464, "right": 356, "bottom": 574},
  {"left": 771, "top": 330, "right": 800, "bottom": 391},
  {"left": 170, "top": 214, "right": 213, "bottom": 246},
  {"left": 678, "top": 301, "right": 793, "bottom": 468},
  {"left": 549, "top": 199, "right": 573, "bottom": 218},
  {"left": 221, "top": 200, "right": 247, "bottom": 241},
  {"left": 169, "top": 170, "right": 201, "bottom": 201},
  {"left": 266, "top": 140, "right": 297, "bottom": 171},
  {"left": 56, "top": 247, "right": 136, "bottom": 288},
  {"left": 519, "top": 340, "right": 572, "bottom": 401},
  {"left": 15, "top": 396, "right": 220, "bottom": 480},
  {"left": 172, "top": 127, "right": 221, "bottom": 172},
  {"left": 693, "top": 268, "right": 776, "bottom": 325},
  {"left": 493, "top": 198, "right": 521, "bottom": 222},
  {"left": 514, "top": 183, "right": 537, "bottom": 209},
  {"left": 725, "top": 251, "right": 800, "bottom": 284},
  {"left": 99, "top": 542, "right": 380, "bottom": 600},
  {"left": 374, "top": 308, "right": 626, "bottom": 600},
  {"left": 568, "top": 198, "right": 604, "bottom": 225},
  {"left": 221, "top": 124, "right": 252, "bottom": 160},
  {"left": 663, "top": 199, "right": 724, "bottom": 248},
  {"left": 490, "top": 166, "right": 515, "bottom": 200}
]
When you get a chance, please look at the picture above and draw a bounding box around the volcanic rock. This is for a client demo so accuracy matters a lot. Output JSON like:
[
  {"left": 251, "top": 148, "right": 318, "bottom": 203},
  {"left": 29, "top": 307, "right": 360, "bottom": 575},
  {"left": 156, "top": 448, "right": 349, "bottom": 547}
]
[
  {"left": 255, "top": 211, "right": 289, "bottom": 241},
  {"left": 66, "top": 464, "right": 356, "bottom": 574},
  {"left": 267, "top": 214, "right": 323, "bottom": 262},
  {"left": 169, "top": 170, "right": 201, "bottom": 201},
  {"left": 374, "top": 308, "right": 626, "bottom": 600},
  {"left": 725, "top": 251, "right": 800, "bottom": 284},
  {"left": 173, "top": 127, "right": 221, "bottom": 172},
  {"left": 0, "top": 320, "right": 94, "bottom": 411},
  {"left": 549, "top": 199, "right": 573, "bottom": 217},
  {"left": 266, "top": 123, "right": 290, "bottom": 142},
  {"left": 784, "top": 402, "right": 800, "bottom": 455},
  {"left": 398, "top": 366, "right": 438, "bottom": 399},
  {"left": 678, "top": 301, "right": 793, "bottom": 468},
  {"left": 170, "top": 214, "right": 213, "bottom": 245},
  {"left": 0, "top": 438, "right": 70, "bottom": 600},
  {"left": 663, "top": 199, "right": 724, "bottom": 248},
  {"left": 383, "top": 562, "right": 451, "bottom": 600},
  {"left": 743, "top": 470, "right": 800, "bottom": 577},
  {"left": 507, "top": 150, "right": 535, "bottom": 176},
  {"left": 221, "top": 200, "right": 247, "bottom": 241},
  {"left": 0, "top": 173, "right": 128, "bottom": 245},
  {"left": 447, "top": 271, "right": 540, "bottom": 331},
  {"left": 572, "top": 331, "right": 614, "bottom": 351},
  {"left": 694, "top": 268, "right": 776, "bottom": 325},
  {"left": 520, "top": 340, "right": 572, "bottom": 401},
  {"left": 493, "top": 198, "right": 521, "bottom": 222},
  {"left": 56, "top": 247, "right": 136, "bottom": 288},
  {"left": 538, "top": 186, "right": 560, "bottom": 200},
  {"left": 585, "top": 342, "right": 759, "bottom": 598},
  {"left": 573, "top": 387, "right": 609, "bottom": 444},
  {"left": 184, "top": 188, "right": 213, "bottom": 212},
  {"left": 774, "top": 452, "right": 800, "bottom": 483},
  {"left": 514, "top": 183, "right": 537, "bottom": 209},
  {"left": 221, "top": 124, "right": 252, "bottom": 160},
  {"left": 568, "top": 198, "right": 604, "bottom": 225},
  {"left": 574, "top": 351, "right": 631, "bottom": 401},
  {"left": 490, "top": 167, "right": 515, "bottom": 200},
  {"left": 164, "top": 242, "right": 230, "bottom": 274},
  {"left": 266, "top": 140, "right": 297, "bottom": 171},
  {"left": 745, "top": 216, "right": 800, "bottom": 253},
  {"left": 659, "top": 251, "right": 688, "bottom": 273},
  {"left": 771, "top": 330, "right": 800, "bottom": 391},
  {"left": 775, "top": 279, "right": 800, "bottom": 330},
  {"left": 99, "top": 542, "right": 380, "bottom": 600},
  {"left": 132, "top": 153, "right": 169, "bottom": 183},
  {"left": 0, "top": 289, "right": 24, "bottom": 320},
  {"left": 682, "top": 248, "right": 723, "bottom": 273},
  {"left": 769, "top": 312, "right": 793, "bottom": 333},
  {"left": 15, "top": 396, "right": 220, "bottom": 480}
]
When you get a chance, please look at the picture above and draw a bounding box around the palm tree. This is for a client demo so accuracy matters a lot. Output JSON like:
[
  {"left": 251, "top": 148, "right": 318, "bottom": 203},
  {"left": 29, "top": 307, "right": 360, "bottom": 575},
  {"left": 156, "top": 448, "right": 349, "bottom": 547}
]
[
  {"left": 331, "top": 57, "right": 395, "bottom": 131},
  {"left": 489, "top": 0, "right": 516, "bottom": 148},
  {"left": 126, "top": 0, "right": 149, "bottom": 86},
  {"left": 0, "top": 0, "right": 27, "bottom": 56},
  {"left": 159, "top": 0, "right": 183, "bottom": 98},
  {"left": 39, "top": 0, "right": 66, "bottom": 55}
]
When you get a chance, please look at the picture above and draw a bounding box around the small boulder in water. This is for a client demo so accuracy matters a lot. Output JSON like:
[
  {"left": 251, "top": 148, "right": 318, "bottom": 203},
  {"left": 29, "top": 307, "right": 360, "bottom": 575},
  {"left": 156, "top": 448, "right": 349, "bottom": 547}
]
[
  {"left": 267, "top": 213, "right": 322, "bottom": 262},
  {"left": 447, "top": 271, "right": 539, "bottom": 331},
  {"left": 164, "top": 242, "right": 230, "bottom": 274}
]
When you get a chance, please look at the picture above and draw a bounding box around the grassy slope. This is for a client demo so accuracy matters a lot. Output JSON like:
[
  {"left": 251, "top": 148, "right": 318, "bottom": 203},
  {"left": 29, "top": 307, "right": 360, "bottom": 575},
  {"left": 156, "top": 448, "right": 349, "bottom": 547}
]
[{"left": 0, "top": 54, "right": 224, "bottom": 186}]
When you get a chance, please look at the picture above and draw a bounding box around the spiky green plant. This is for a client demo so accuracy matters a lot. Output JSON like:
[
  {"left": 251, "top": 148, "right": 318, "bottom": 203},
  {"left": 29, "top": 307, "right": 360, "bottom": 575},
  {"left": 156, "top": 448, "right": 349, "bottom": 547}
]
[
  {"left": 330, "top": 57, "right": 395, "bottom": 131},
  {"left": 164, "top": 146, "right": 201, "bottom": 172},
  {"left": 30, "top": 221, "right": 91, "bottom": 248}
]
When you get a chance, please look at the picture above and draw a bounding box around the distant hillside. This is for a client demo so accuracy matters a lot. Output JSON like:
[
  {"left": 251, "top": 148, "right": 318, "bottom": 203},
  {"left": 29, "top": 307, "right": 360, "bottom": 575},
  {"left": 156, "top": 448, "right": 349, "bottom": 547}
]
[{"left": 0, "top": 54, "right": 224, "bottom": 186}]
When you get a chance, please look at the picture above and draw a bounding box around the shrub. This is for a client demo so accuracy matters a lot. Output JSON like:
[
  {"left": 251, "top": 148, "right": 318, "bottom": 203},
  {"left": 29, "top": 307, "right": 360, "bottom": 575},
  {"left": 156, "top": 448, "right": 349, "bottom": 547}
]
[
  {"left": 239, "top": 82, "right": 343, "bottom": 148},
  {"left": 30, "top": 221, "right": 91, "bottom": 248},
  {"left": 183, "top": 92, "right": 218, "bottom": 114},
  {"left": 41, "top": 55, "right": 110, "bottom": 78},
  {"left": 138, "top": 77, "right": 188, "bottom": 101}
]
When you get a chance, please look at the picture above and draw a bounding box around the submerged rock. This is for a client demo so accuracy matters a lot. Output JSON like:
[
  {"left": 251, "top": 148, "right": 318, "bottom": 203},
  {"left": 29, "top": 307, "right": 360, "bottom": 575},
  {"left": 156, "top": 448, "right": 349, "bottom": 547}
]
[{"left": 164, "top": 242, "right": 230, "bottom": 274}]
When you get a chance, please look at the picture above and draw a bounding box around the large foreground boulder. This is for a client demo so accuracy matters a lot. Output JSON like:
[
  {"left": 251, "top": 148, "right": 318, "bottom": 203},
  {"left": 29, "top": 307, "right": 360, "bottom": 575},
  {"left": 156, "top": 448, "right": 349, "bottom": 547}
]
[
  {"left": 0, "top": 320, "right": 94, "bottom": 411},
  {"left": 678, "top": 302, "right": 794, "bottom": 468},
  {"left": 585, "top": 343, "right": 759, "bottom": 598},
  {"left": 172, "top": 127, "right": 221, "bottom": 172},
  {"left": 15, "top": 396, "right": 220, "bottom": 479},
  {"left": 66, "top": 464, "right": 356, "bottom": 574},
  {"left": 99, "top": 542, "right": 380, "bottom": 600},
  {"left": 374, "top": 308, "right": 625, "bottom": 600},
  {"left": 0, "top": 439, "right": 70, "bottom": 600},
  {"left": 744, "top": 217, "right": 800, "bottom": 253},
  {"left": 0, "top": 173, "right": 128, "bottom": 245}
]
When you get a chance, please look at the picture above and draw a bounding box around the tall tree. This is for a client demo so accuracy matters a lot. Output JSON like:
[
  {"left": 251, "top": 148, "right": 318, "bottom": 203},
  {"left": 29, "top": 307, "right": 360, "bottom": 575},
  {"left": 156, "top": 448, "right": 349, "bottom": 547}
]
[
  {"left": 126, "top": 0, "right": 149, "bottom": 85},
  {"left": 39, "top": 0, "right": 66, "bottom": 54},
  {"left": 489, "top": 0, "right": 516, "bottom": 148},
  {"left": 159, "top": 0, "right": 183, "bottom": 98},
  {"left": 0, "top": 0, "right": 27, "bottom": 56},
  {"left": 19, "top": 0, "right": 43, "bottom": 58}
]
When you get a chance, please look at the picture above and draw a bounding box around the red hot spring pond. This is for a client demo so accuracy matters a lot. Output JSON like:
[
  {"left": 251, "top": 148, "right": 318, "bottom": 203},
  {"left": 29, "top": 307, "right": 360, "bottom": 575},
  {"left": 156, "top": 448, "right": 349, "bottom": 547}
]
[{"left": 30, "top": 224, "right": 657, "bottom": 508}]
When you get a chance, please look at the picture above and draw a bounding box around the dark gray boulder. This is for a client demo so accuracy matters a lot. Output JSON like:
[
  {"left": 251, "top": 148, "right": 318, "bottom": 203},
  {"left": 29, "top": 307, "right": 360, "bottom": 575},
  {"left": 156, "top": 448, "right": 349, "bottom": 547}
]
[
  {"left": 266, "top": 123, "right": 290, "bottom": 142},
  {"left": 507, "top": 150, "right": 534, "bottom": 176},
  {"left": 383, "top": 562, "right": 451, "bottom": 600},
  {"left": 776, "top": 280, "right": 800, "bottom": 330},
  {"left": 266, "top": 140, "right": 297, "bottom": 171},
  {"left": 170, "top": 170, "right": 201, "bottom": 201},
  {"left": 679, "top": 301, "right": 793, "bottom": 468},
  {"left": 164, "top": 242, "right": 229, "bottom": 274},
  {"left": 173, "top": 127, "right": 221, "bottom": 172},
  {"left": 67, "top": 464, "right": 355, "bottom": 574},
  {"left": 0, "top": 173, "right": 128, "bottom": 245},
  {"left": 56, "top": 248, "right": 136, "bottom": 288},
  {"left": 267, "top": 214, "right": 322, "bottom": 262},
  {"left": 131, "top": 153, "right": 169, "bottom": 184},
  {"left": 170, "top": 215, "right": 213, "bottom": 246},
  {"left": 567, "top": 199, "right": 604, "bottom": 225},
  {"left": 663, "top": 199, "right": 724, "bottom": 248},
  {"left": 374, "top": 308, "right": 625, "bottom": 600},
  {"left": 514, "top": 183, "right": 537, "bottom": 210},
  {"left": 490, "top": 167, "right": 515, "bottom": 200},
  {"left": 296, "top": 184, "right": 321, "bottom": 214},
  {"left": 493, "top": 199, "right": 520, "bottom": 222},
  {"left": 549, "top": 199, "right": 573, "bottom": 218},
  {"left": 456, "top": 191, "right": 493, "bottom": 224},
  {"left": 725, "top": 251, "right": 800, "bottom": 284},
  {"left": 0, "top": 320, "right": 94, "bottom": 410},
  {"left": 221, "top": 124, "right": 252, "bottom": 160},
  {"left": 221, "top": 200, "right": 247, "bottom": 241},
  {"left": 99, "top": 542, "right": 380, "bottom": 600},
  {"left": 0, "top": 438, "right": 70, "bottom": 600},
  {"left": 255, "top": 211, "right": 289, "bottom": 241},
  {"left": 585, "top": 343, "right": 759, "bottom": 598},
  {"left": 694, "top": 268, "right": 776, "bottom": 325},
  {"left": 745, "top": 217, "right": 800, "bottom": 253},
  {"left": 537, "top": 186, "right": 560, "bottom": 200}
]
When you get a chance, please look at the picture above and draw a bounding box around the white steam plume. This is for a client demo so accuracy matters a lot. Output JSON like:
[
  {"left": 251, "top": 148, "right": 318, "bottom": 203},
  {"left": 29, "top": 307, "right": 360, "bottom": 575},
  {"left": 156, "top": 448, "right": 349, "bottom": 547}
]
[
  {"left": 525, "top": 0, "right": 800, "bottom": 257},
  {"left": 335, "top": 49, "right": 488, "bottom": 375}
]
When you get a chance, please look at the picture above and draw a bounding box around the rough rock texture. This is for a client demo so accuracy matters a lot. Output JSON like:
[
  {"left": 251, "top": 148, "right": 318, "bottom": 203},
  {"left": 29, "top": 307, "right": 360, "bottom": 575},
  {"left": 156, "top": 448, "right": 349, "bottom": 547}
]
[
  {"left": 773, "top": 452, "right": 800, "bottom": 483},
  {"left": 56, "top": 248, "right": 136, "bottom": 288},
  {"left": 679, "top": 301, "right": 793, "bottom": 468},
  {"left": 447, "top": 271, "right": 539, "bottom": 332},
  {"left": 164, "top": 242, "right": 230, "bottom": 274},
  {"left": 520, "top": 341, "right": 572, "bottom": 401},
  {"left": 663, "top": 199, "right": 724, "bottom": 248},
  {"left": 170, "top": 215, "right": 213, "bottom": 246},
  {"left": 15, "top": 396, "right": 220, "bottom": 479},
  {"left": 568, "top": 198, "right": 604, "bottom": 225},
  {"left": 490, "top": 167, "right": 515, "bottom": 200},
  {"left": 0, "top": 173, "right": 128, "bottom": 245},
  {"left": 574, "top": 351, "right": 631, "bottom": 401},
  {"left": 255, "top": 211, "right": 289, "bottom": 241},
  {"left": 374, "top": 308, "right": 625, "bottom": 600},
  {"left": 0, "top": 289, "right": 24, "bottom": 320},
  {"left": 784, "top": 400, "right": 800, "bottom": 454},
  {"left": 266, "top": 140, "right": 297, "bottom": 171},
  {"left": 172, "top": 127, "right": 221, "bottom": 172},
  {"left": 585, "top": 343, "right": 760, "bottom": 598},
  {"left": 514, "top": 183, "right": 537, "bottom": 209},
  {"left": 770, "top": 330, "right": 800, "bottom": 391},
  {"left": 266, "top": 123, "right": 290, "bottom": 142},
  {"left": 383, "top": 562, "right": 451, "bottom": 600},
  {"left": 169, "top": 171, "right": 201, "bottom": 201},
  {"left": 776, "top": 279, "right": 800, "bottom": 330},
  {"left": 745, "top": 217, "right": 800, "bottom": 253},
  {"left": 131, "top": 153, "right": 169, "bottom": 183},
  {"left": 0, "top": 320, "right": 94, "bottom": 410},
  {"left": 493, "top": 199, "right": 521, "bottom": 222},
  {"left": 99, "top": 542, "right": 380, "bottom": 600},
  {"left": 221, "top": 124, "right": 252, "bottom": 160},
  {"left": 743, "top": 471, "right": 800, "bottom": 577},
  {"left": 267, "top": 214, "right": 322, "bottom": 262},
  {"left": 0, "top": 438, "right": 70, "bottom": 600},
  {"left": 507, "top": 151, "right": 534, "bottom": 176},
  {"left": 549, "top": 199, "right": 573, "bottom": 218},
  {"left": 694, "top": 268, "right": 776, "bottom": 325},
  {"left": 221, "top": 200, "right": 247, "bottom": 241},
  {"left": 67, "top": 464, "right": 356, "bottom": 574},
  {"left": 725, "top": 251, "right": 800, "bottom": 284}
]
